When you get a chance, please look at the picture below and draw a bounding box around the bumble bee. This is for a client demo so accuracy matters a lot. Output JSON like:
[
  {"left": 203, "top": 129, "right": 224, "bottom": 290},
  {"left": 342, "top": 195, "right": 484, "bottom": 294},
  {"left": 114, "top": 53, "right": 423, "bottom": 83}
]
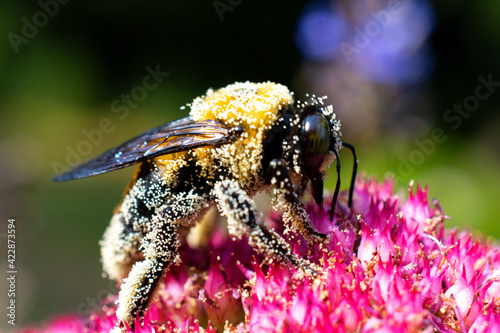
[{"left": 54, "top": 81, "right": 357, "bottom": 330}]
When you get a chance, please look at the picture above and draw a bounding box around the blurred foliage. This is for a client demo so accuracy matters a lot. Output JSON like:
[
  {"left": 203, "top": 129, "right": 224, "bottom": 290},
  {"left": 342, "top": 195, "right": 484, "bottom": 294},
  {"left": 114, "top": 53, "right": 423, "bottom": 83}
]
[{"left": 0, "top": 0, "right": 499, "bottom": 330}]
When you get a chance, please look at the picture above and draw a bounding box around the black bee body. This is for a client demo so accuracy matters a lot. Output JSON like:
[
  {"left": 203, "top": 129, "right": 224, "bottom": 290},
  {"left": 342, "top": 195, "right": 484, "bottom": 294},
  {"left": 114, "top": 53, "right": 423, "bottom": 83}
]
[{"left": 54, "top": 82, "right": 357, "bottom": 331}]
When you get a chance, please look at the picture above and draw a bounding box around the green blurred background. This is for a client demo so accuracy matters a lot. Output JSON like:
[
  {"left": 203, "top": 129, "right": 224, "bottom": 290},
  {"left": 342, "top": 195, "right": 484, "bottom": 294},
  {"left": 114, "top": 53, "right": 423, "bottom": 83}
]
[{"left": 0, "top": 0, "right": 499, "bottom": 330}]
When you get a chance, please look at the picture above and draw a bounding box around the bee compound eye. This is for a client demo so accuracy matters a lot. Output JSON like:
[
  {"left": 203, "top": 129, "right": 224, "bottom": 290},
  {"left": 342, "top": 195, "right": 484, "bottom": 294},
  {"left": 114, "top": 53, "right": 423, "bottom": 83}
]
[{"left": 302, "top": 113, "right": 331, "bottom": 171}]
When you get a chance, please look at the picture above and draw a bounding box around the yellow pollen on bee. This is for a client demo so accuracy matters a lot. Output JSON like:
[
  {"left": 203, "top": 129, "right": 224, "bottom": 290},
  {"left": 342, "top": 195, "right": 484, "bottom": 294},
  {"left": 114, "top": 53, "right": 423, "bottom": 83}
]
[{"left": 187, "top": 82, "right": 294, "bottom": 186}]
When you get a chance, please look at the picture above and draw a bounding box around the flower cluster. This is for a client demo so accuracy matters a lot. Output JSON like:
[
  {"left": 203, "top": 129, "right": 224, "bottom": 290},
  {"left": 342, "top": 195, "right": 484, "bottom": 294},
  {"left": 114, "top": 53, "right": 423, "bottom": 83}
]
[{"left": 21, "top": 177, "right": 500, "bottom": 332}]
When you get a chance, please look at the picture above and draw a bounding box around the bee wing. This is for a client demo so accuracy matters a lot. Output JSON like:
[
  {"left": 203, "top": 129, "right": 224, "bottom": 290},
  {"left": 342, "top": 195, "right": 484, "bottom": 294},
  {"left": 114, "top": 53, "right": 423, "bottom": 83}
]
[{"left": 53, "top": 116, "right": 233, "bottom": 181}]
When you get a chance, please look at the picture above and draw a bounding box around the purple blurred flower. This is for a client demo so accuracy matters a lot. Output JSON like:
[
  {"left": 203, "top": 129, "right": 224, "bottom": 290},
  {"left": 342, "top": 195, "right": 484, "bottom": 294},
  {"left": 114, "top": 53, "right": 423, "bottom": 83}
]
[
  {"left": 20, "top": 176, "right": 500, "bottom": 332},
  {"left": 296, "top": 0, "right": 436, "bottom": 84},
  {"left": 295, "top": 3, "right": 348, "bottom": 61}
]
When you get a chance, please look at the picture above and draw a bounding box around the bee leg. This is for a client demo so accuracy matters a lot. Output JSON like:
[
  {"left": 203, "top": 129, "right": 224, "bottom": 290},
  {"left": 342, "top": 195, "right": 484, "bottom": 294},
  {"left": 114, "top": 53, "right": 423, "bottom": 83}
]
[
  {"left": 341, "top": 142, "right": 358, "bottom": 209},
  {"left": 266, "top": 159, "right": 327, "bottom": 241},
  {"left": 113, "top": 209, "right": 180, "bottom": 331},
  {"left": 213, "top": 179, "right": 315, "bottom": 274},
  {"left": 100, "top": 213, "right": 144, "bottom": 285}
]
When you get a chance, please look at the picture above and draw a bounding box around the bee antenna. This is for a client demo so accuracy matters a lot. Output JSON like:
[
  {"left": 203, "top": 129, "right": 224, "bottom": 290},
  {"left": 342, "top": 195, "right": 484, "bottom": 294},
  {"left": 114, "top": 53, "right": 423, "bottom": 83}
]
[
  {"left": 341, "top": 142, "right": 358, "bottom": 208},
  {"left": 329, "top": 147, "right": 341, "bottom": 221}
]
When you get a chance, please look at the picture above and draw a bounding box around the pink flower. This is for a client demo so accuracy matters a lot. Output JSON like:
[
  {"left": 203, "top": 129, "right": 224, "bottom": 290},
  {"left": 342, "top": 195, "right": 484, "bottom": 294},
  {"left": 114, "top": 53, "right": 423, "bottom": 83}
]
[{"left": 20, "top": 176, "right": 500, "bottom": 332}]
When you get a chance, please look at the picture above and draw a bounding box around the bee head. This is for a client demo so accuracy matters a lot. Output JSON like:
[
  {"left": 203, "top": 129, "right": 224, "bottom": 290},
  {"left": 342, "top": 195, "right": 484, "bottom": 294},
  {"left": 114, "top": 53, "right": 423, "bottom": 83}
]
[{"left": 297, "top": 96, "right": 342, "bottom": 210}]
